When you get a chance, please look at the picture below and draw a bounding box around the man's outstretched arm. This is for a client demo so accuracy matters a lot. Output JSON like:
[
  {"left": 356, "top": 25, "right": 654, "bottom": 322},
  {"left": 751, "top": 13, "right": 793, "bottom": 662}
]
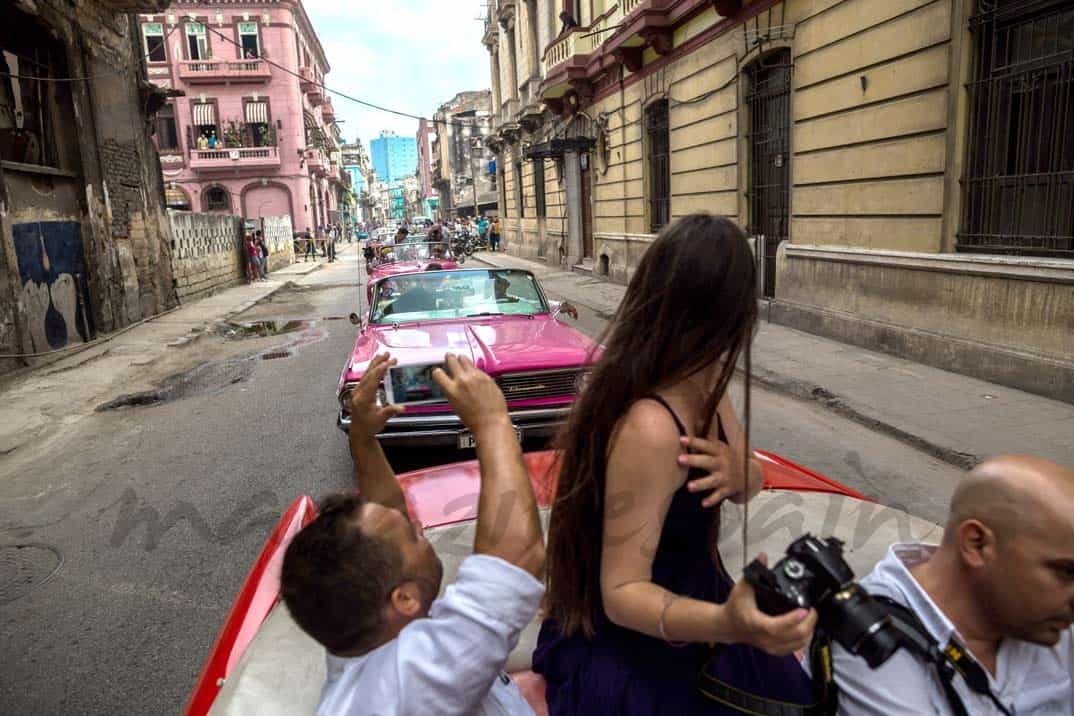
[
  {"left": 348, "top": 353, "right": 408, "bottom": 516},
  {"left": 433, "top": 354, "right": 545, "bottom": 579}
]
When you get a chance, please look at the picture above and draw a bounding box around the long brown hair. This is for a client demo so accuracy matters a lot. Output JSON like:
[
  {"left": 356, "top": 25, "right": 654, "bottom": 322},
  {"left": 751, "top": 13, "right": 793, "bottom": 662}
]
[{"left": 545, "top": 213, "right": 758, "bottom": 638}]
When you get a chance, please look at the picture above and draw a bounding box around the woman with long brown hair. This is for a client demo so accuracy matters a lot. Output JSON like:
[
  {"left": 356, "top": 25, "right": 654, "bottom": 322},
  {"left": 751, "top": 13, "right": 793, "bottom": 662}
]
[{"left": 533, "top": 214, "right": 817, "bottom": 713}]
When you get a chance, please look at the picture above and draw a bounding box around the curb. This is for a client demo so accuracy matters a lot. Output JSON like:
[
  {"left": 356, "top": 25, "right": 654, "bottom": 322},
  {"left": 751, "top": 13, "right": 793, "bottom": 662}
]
[{"left": 745, "top": 364, "right": 980, "bottom": 470}]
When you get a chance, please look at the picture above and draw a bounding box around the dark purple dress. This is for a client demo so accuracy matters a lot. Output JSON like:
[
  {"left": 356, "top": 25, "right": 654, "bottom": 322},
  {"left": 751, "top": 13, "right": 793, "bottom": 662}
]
[{"left": 533, "top": 396, "right": 813, "bottom": 715}]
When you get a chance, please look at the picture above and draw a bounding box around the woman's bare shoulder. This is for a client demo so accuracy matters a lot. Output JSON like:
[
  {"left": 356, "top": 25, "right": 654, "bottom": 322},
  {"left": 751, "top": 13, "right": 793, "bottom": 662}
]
[{"left": 610, "top": 398, "right": 684, "bottom": 464}]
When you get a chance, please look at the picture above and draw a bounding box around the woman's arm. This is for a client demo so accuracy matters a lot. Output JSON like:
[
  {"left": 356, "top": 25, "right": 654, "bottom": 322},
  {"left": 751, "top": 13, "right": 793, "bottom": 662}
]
[
  {"left": 599, "top": 400, "right": 725, "bottom": 642},
  {"left": 600, "top": 399, "right": 815, "bottom": 653}
]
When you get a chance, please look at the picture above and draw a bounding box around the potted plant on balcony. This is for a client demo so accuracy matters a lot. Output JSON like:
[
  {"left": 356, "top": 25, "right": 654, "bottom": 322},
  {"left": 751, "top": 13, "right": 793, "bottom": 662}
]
[
  {"left": 257, "top": 124, "right": 276, "bottom": 148},
  {"left": 223, "top": 120, "right": 243, "bottom": 149}
]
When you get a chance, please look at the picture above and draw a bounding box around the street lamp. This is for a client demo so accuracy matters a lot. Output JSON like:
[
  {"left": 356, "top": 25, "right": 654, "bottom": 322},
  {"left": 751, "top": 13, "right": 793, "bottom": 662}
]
[{"left": 469, "top": 136, "right": 482, "bottom": 220}]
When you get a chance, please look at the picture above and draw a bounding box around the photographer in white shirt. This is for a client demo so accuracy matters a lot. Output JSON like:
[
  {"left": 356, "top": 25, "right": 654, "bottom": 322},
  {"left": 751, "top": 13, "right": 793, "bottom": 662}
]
[
  {"left": 832, "top": 455, "right": 1074, "bottom": 715},
  {"left": 281, "top": 353, "right": 545, "bottom": 715}
]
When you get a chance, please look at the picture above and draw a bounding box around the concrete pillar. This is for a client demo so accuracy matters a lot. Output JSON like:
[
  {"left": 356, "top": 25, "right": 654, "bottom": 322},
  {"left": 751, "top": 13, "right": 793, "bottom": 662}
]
[
  {"left": 505, "top": 30, "right": 520, "bottom": 102},
  {"left": 524, "top": 0, "right": 540, "bottom": 80},
  {"left": 564, "top": 151, "right": 583, "bottom": 267},
  {"left": 490, "top": 50, "right": 503, "bottom": 116}
]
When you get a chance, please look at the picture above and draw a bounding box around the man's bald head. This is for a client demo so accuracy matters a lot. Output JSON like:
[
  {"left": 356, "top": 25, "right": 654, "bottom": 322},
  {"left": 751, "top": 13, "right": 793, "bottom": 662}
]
[{"left": 946, "top": 455, "right": 1074, "bottom": 543}]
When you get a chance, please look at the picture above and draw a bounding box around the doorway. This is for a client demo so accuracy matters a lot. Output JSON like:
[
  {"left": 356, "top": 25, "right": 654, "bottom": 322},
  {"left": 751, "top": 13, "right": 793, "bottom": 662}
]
[
  {"left": 580, "top": 152, "right": 593, "bottom": 260},
  {"left": 745, "top": 49, "right": 792, "bottom": 298}
]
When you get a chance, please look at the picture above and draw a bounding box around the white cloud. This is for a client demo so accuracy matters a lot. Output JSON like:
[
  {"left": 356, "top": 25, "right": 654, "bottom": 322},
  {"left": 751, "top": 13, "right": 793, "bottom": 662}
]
[{"left": 302, "top": 0, "right": 492, "bottom": 149}]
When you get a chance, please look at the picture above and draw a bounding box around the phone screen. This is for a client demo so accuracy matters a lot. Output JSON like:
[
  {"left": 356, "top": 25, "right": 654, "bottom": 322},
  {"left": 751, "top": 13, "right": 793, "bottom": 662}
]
[{"left": 385, "top": 363, "right": 447, "bottom": 405}]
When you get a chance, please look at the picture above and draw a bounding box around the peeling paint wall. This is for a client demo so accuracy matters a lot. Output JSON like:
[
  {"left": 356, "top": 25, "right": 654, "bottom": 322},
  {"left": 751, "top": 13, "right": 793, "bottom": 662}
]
[{"left": 0, "top": 1, "right": 178, "bottom": 373}]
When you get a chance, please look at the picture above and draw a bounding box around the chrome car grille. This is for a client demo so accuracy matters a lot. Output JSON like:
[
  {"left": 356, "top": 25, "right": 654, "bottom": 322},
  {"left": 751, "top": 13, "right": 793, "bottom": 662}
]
[{"left": 496, "top": 369, "right": 584, "bottom": 401}]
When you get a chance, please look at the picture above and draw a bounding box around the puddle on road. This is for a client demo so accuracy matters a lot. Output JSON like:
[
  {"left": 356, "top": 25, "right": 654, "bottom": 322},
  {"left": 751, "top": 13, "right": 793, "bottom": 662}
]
[
  {"left": 97, "top": 316, "right": 335, "bottom": 412},
  {"left": 217, "top": 320, "right": 313, "bottom": 339}
]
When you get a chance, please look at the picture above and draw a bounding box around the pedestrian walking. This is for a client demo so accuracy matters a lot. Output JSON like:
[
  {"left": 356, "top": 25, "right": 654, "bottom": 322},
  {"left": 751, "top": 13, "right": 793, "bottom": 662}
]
[
  {"left": 303, "top": 228, "right": 317, "bottom": 261},
  {"left": 244, "top": 232, "right": 263, "bottom": 283},
  {"left": 490, "top": 218, "right": 502, "bottom": 252},
  {"left": 327, "top": 225, "right": 337, "bottom": 262},
  {"left": 256, "top": 230, "right": 270, "bottom": 279}
]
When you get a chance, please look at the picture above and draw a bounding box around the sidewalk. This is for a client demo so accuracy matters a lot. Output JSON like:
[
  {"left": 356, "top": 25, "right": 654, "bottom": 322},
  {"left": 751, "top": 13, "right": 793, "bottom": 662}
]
[
  {"left": 0, "top": 249, "right": 344, "bottom": 458},
  {"left": 474, "top": 251, "right": 1074, "bottom": 469}
]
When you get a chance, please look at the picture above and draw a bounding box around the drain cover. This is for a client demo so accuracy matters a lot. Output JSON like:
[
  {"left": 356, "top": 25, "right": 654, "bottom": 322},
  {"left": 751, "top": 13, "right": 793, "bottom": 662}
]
[
  {"left": 0, "top": 543, "right": 64, "bottom": 604},
  {"left": 261, "top": 351, "right": 291, "bottom": 361}
]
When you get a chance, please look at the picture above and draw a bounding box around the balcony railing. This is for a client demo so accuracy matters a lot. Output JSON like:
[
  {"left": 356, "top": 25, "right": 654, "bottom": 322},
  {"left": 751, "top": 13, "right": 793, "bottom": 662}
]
[
  {"left": 299, "top": 66, "right": 317, "bottom": 92},
  {"left": 177, "top": 59, "right": 271, "bottom": 84},
  {"left": 322, "top": 98, "right": 335, "bottom": 123},
  {"left": 189, "top": 146, "right": 280, "bottom": 171},
  {"left": 305, "top": 150, "right": 326, "bottom": 176},
  {"left": 543, "top": 1, "right": 672, "bottom": 75}
]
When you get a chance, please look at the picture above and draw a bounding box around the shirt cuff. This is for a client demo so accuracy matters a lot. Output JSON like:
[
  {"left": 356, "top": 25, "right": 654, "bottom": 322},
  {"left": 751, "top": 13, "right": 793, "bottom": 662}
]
[{"left": 450, "top": 554, "right": 545, "bottom": 632}]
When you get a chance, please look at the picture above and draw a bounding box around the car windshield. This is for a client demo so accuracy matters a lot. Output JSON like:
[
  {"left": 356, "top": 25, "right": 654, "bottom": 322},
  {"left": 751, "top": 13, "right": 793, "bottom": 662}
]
[
  {"left": 371, "top": 269, "right": 548, "bottom": 323},
  {"left": 388, "top": 242, "right": 451, "bottom": 262}
]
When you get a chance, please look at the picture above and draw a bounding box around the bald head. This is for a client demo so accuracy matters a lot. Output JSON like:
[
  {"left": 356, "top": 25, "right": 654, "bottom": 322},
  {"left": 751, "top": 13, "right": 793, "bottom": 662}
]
[{"left": 946, "top": 455, "right": 1074, "bottom": 543}]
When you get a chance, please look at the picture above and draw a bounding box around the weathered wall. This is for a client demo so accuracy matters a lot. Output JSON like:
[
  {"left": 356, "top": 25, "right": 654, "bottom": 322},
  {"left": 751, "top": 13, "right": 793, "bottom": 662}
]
[
  {"left": 262, "top": 214, "right": 295, "bottom": 272},
  {"left": 0, "top": 1, "right": 177, "bottom": 374},
  {"left": 168, "top": 212, "right": 244, "bottom": 302}
]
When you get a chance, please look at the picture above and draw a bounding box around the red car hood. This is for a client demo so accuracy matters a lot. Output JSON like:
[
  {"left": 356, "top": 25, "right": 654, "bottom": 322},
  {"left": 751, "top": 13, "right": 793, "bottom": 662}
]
[{"left": 341, "top": 314, "right": 594, "bottom": 385}]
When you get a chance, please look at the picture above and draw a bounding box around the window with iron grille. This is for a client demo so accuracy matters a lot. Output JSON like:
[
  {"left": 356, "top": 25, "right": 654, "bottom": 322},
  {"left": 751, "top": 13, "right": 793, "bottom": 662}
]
[
  {"left": 534, "top": 159, "right": 547, "bottom": 217},
  {"left": 515, "top": 159, "right": 525, "bottom": 218},
  {"left": 959, "top": 0, "right": 1074, "bottom": 257},
  {"left": 645, "top": 100, "right": 670, "bottom": 233},
  {"left": 205, "top": 186, "right": 230, "bottom": 211}
]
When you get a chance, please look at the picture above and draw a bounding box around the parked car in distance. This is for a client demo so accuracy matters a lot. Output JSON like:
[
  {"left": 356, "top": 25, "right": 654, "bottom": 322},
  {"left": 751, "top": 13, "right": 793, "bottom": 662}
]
[{"left": 338, "top": 268, "right": 596, "bottom": 448}]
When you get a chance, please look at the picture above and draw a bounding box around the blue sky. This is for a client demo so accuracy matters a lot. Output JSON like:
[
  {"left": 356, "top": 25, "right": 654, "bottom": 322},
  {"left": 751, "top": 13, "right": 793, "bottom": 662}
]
[{"left": 302, "top": 0, "right": 491, "bottom": 149}]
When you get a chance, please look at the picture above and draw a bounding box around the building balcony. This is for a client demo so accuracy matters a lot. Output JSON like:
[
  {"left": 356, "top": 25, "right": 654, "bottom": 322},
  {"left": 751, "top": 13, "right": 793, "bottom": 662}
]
[
  {"left": 189, "top": 146, "right": 280, "bottom": 172},
  {"left": 177, "top": 59, "right": 271, "bottom": 84},
  {"left": 322, "top": 98, "right": 336, "bottom": 123},
  {"left": 305, "top": 150, "right": 327, "bottom": 177},
  {"left": 299, "top": 66, "right": 317, "bottom": 92}
]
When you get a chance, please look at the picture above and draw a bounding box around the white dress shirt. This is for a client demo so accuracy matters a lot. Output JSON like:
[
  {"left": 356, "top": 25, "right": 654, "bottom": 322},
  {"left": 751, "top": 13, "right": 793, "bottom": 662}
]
[
  {"left": 831, "top": 543, "right": 1074, "bottom": 715},
  {"left": 317, "top": 554, "right": 544, "bottom": 716}
]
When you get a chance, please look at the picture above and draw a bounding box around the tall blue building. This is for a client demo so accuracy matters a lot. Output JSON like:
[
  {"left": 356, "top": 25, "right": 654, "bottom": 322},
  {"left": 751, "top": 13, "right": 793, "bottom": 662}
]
[{"left": 370, "top": 131, "right": 418, "bottom": 185}]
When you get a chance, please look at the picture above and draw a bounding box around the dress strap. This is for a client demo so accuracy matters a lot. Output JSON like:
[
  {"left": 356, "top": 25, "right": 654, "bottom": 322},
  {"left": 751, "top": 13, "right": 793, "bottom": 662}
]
[
  {"left": 646, "top": 394, "right": 689, "bottom": 437},
  {"left": 648, "top": 394, "right": 726, "bottom": 442}
]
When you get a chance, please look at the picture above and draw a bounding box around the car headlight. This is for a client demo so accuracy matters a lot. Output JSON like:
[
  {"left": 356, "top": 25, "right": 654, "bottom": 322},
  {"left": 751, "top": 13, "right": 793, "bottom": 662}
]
[{"left": 340, "top": 382, "right": 387, "bottom": 411}]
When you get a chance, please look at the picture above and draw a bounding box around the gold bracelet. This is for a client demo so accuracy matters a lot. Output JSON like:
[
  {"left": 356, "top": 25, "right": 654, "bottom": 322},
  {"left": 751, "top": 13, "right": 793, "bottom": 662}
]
[{"left": 658, "top": 597, "right": 688, "bottom": 648}]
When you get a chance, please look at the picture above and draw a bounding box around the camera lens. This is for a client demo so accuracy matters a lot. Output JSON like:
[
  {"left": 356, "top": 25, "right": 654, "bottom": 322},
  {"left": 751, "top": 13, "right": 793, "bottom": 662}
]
[{"left": 821, "top": 585, "right": 902, "bottom": 668}]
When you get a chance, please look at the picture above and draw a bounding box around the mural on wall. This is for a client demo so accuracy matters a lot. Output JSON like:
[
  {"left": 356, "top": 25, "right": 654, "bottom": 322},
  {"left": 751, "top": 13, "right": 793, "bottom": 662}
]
[{"left": 13, "top": 221, "right": 95, "bottom": 352}]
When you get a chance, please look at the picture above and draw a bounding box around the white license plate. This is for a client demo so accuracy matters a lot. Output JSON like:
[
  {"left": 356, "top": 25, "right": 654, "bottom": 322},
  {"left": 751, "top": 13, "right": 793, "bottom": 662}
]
[{"left": 457, "top": 427, "right": 522, "bottom": 449}]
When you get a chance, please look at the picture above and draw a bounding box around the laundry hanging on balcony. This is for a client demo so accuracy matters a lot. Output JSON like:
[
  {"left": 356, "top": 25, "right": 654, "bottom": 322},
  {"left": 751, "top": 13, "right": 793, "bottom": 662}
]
[
  {"left": 244, "top": 102, "right": 268, "bottom": 124},
  {"left": 193, "top": 103, "right": 216, "bottom": 127}
]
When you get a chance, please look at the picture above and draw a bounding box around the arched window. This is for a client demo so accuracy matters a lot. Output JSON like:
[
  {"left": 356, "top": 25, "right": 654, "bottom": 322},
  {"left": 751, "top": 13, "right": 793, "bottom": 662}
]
[{"left": 205, "top": 186, "right": 230, "bottom": 212}]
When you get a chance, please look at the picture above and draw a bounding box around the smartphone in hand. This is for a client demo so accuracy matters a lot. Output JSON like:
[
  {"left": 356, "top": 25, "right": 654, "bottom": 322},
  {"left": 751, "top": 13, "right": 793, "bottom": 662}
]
[{"left": 384, "top": 362, "right": 448, "bottom": 405}]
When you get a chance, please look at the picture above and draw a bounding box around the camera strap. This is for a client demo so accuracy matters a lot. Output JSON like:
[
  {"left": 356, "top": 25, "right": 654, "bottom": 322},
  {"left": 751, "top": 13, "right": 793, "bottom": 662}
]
[
  {"left": 695, "top": 638, "right": 839, "bottom": 716},
  {"left": 874, "top": 597, "right": 1014, "bottom": 716}
]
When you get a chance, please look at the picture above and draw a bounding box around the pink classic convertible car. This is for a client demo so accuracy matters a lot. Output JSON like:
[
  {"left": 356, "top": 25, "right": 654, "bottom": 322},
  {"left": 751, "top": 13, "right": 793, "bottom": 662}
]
[{"left": 338, "top": 268, "right": 595, "bottom": 448}]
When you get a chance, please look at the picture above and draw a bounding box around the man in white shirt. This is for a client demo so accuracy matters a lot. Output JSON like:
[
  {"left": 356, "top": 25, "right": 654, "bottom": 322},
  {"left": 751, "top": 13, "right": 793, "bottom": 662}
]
[
  {"left": 281, "top": 352, "right": 545, "bottom": 715},
  {"left": 832, "top": 455, "right": 1074, "bottom": 714}
]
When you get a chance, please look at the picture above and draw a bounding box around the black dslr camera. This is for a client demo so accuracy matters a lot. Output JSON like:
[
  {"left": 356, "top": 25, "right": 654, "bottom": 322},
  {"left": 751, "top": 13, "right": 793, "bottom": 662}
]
[{"left": 742, "top": 534, "right": 905, "bottom": 668}]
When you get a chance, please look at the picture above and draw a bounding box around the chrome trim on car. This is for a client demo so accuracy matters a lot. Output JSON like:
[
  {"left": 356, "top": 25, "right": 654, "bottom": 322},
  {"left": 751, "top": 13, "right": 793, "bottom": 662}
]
[{"left": 337, "top": 406, "right": 571, "bottom": 433}]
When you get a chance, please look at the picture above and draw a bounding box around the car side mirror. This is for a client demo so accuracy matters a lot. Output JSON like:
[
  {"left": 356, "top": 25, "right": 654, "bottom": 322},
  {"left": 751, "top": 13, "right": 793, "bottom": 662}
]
[{"left": 349, "top": 312, "right": 361, "bottom": 325}]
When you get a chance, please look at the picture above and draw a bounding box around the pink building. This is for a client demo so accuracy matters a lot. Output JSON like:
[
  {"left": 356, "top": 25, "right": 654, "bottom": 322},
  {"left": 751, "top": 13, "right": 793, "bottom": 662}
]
[
  {"left": 142, "top": 0, "right": 344, "bottom": 234},
  {"left": 416, "top": 118, "right": 435, "bottom": 205}
]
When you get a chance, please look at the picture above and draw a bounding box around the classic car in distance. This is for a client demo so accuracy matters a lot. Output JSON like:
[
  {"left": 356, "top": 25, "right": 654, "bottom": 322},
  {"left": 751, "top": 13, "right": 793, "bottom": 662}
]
[{"left": 338, "top": 268, "right": 595, "bottom": 448}]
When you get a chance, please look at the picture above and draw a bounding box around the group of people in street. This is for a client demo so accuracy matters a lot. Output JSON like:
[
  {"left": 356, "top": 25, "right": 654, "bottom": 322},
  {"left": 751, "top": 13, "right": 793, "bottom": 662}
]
[
  {"left": 281, "top": 212, "right": 1074, "bottom": 715},
  {"left": 243, "top": 229, "right": 270, "bottom": 283},
  {"left": 293, "top": 223, "right": 345, "bottom": 263}
]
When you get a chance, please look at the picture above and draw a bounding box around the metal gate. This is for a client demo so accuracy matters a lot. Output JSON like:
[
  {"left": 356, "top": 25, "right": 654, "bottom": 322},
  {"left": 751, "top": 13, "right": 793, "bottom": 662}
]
[
  {"left": 746, "top": 49, "right": 792, "bottom": 298},
  {"left": 959, "top": 0, "right": 1074, "bottom": 256}
]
